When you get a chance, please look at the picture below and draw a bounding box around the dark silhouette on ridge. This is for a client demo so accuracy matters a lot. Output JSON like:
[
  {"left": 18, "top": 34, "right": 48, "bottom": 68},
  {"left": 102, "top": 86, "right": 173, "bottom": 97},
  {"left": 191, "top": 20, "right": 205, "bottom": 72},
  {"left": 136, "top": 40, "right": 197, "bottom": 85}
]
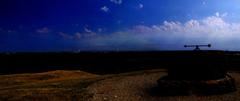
[
  {"left": 184, "top": 44, "right": 211, "bottom": 51},
  {"left": 156, "top": 44, "right": 236, "bottom": 96}
]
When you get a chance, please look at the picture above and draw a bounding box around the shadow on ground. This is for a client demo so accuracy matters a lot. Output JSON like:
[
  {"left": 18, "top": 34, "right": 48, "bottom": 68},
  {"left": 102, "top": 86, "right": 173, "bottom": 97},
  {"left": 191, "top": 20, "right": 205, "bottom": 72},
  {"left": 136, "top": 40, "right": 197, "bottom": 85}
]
[{"left": 148, "top": 76, "right": 237, "bottom": 97}]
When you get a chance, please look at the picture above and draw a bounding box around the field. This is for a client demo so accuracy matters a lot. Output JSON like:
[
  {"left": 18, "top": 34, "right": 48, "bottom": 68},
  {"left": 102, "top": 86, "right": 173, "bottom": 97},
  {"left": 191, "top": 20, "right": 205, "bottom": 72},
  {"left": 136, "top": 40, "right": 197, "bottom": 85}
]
[
  {"left": 0, "top": 69, "right": 240, "bottom": 101},
  {"left": 1, "top": 51, "right": 240, "bottom": 100}
]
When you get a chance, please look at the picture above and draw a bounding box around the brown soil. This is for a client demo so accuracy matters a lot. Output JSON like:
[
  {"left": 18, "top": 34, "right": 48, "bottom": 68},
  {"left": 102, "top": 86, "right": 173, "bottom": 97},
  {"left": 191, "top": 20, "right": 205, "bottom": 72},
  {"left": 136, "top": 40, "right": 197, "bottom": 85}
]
[
  {"left": 0, "top": 70, "right": 240, "bottom": 101},
  {"left": 86, "top": 71, "right": 239, "bottom": 101}
]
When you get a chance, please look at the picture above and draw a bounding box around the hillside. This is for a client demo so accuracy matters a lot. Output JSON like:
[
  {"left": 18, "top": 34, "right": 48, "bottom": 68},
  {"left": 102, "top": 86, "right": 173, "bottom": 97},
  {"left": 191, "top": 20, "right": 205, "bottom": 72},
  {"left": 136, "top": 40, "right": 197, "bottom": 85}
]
[{"left": 0, "top": 69, "right": 240, "bottom": 101}]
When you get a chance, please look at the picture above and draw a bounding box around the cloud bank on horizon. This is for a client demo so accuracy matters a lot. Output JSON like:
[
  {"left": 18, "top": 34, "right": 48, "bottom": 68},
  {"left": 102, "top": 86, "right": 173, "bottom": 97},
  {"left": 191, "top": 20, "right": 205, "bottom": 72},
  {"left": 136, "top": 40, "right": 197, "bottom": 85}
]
[
  {"left": 64, "top": 13, "right": 240, "bottom": 51},
  {"left": 0, "top": 0, "right": 240, "bottom": 52}
]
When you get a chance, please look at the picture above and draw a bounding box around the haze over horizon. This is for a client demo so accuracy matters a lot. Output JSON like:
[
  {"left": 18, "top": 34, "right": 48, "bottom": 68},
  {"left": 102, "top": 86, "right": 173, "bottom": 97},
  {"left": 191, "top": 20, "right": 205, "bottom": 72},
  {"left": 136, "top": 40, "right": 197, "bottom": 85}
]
[{"left": 1, "top": 0, "right": 240, "bottom": 52}]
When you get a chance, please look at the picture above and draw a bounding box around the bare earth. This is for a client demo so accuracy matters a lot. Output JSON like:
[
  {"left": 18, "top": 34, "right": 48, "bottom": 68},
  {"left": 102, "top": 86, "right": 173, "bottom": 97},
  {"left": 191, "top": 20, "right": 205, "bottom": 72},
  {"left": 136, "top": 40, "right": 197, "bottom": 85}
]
[
  {"left": 87, "top": 70, "right": 166, "bottom": 101},
  {"left": 87, "top": 70, "right": 240, "bottom": 101},
  {"left": 0, "top": 69, "right": 240, "bottom": 101}
]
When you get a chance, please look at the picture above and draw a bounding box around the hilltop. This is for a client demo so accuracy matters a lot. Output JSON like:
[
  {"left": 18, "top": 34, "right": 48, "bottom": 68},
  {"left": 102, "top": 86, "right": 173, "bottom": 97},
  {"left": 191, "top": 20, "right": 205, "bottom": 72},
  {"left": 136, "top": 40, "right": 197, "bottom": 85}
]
[{"left": 0, "top": 69, "right": 240, "bottom": 101}]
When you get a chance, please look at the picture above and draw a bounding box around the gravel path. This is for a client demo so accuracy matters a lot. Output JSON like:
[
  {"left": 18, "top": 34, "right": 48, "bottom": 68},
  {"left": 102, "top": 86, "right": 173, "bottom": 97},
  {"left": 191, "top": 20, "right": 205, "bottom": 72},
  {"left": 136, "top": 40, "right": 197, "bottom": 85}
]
[
  {"left": 86, "top": 71, "right": 240, "bottom": 101},
  {"left": 87, "top": 71, "right": 165, "bottom": 101}
]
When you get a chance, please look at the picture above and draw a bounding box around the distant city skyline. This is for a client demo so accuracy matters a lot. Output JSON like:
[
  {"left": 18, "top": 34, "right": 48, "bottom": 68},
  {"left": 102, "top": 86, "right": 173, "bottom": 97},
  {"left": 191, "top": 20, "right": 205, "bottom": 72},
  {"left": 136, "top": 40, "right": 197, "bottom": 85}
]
[{"left": 1, "top": 0, "right": 240, "bottom": 52}]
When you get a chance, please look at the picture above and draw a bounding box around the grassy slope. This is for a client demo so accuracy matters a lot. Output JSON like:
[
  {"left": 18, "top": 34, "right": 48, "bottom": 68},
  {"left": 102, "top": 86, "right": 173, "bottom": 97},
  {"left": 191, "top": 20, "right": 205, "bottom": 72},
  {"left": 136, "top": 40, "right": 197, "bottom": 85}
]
[
  {"left": 0, "top": 69, "right": 239, "bottom": 101},
  {"left": 0, "top": 70, "right": 100, "bottom": 101}
]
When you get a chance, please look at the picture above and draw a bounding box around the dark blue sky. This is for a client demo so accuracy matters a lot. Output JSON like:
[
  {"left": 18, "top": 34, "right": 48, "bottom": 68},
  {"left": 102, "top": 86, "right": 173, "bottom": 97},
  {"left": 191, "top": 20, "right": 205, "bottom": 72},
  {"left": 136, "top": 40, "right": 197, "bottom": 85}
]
[{"left": 1, "top": 0, "right": 240, "bottom": 52}]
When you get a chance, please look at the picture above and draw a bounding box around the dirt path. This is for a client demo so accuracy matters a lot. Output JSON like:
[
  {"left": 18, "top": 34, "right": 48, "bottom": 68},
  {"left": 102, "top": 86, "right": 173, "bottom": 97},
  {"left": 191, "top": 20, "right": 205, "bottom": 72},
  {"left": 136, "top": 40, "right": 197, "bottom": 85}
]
[
  {"left": 87, "top": 71, "right": 165, "bottom": 101},
  {"left": 86, "top": 71, "right": 240, "bottom": 101}
]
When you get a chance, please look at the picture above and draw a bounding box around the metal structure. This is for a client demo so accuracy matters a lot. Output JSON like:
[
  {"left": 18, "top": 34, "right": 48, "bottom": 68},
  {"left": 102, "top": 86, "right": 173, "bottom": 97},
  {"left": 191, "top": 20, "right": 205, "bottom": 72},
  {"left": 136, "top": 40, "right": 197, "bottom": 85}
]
[{"left": 184, "top": 44, "right": 211, "bottom": 50}]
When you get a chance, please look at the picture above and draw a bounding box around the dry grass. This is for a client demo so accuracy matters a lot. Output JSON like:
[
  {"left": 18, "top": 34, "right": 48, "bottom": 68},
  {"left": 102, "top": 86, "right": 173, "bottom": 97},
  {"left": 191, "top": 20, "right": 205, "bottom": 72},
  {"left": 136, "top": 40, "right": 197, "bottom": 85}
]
[
  {"left": 0, "top": 69, "right": 240, "bottom": 101},
  {"left": 0, "top": 70, "right": 99, "bottom": 101}
]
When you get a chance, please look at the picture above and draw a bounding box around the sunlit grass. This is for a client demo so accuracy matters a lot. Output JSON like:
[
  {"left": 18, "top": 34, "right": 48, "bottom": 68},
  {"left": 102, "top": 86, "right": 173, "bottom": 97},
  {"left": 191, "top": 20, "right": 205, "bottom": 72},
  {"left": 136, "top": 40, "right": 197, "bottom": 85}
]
[{"left": 0, "top": 70, "right": 100, "bottom": 101}]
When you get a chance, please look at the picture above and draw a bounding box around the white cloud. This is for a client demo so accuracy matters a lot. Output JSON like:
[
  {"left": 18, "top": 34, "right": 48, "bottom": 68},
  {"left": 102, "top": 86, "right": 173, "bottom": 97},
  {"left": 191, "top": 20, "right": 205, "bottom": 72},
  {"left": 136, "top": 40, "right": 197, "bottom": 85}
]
[
  {"left": 139, "top": 4, "right": 144, "bottom": 9},
  {"left": 110, "top": 0, "right": 122, "bottom": 5},
  {"left": 202, "top": 1, "right": 206, "bottom": 5},
  {"left": 60, "top": 29, "right": 97, "bottom": 41},
  {"left": 84, "top": 27, "right": 92, "bottom": 33},
  {"left": 11, "top": 13, "right": 237, "bottom": 52},
  {"left": 98, "top": 28, "right": 103, "bottom": 32},
  {"left": 59, "top": 32, "right": 73, "bottom": 40},
  {"left": 68, "top": 12, "right": 240, "bottom": 50},
  {"left": 215, "top": 12, "right": 220, "bottom": 17},
  {"left": 36, "top": 27, "right": 50, "bottom": 34},
  {"left": 101, "top": 6, "right": 109, "bottom": 12},
  {"left": 221, "top": 12, "right": 228, "bottom": 17},
  {"left": 215, "top": 12, "right": 228, "bottom": 18}
]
